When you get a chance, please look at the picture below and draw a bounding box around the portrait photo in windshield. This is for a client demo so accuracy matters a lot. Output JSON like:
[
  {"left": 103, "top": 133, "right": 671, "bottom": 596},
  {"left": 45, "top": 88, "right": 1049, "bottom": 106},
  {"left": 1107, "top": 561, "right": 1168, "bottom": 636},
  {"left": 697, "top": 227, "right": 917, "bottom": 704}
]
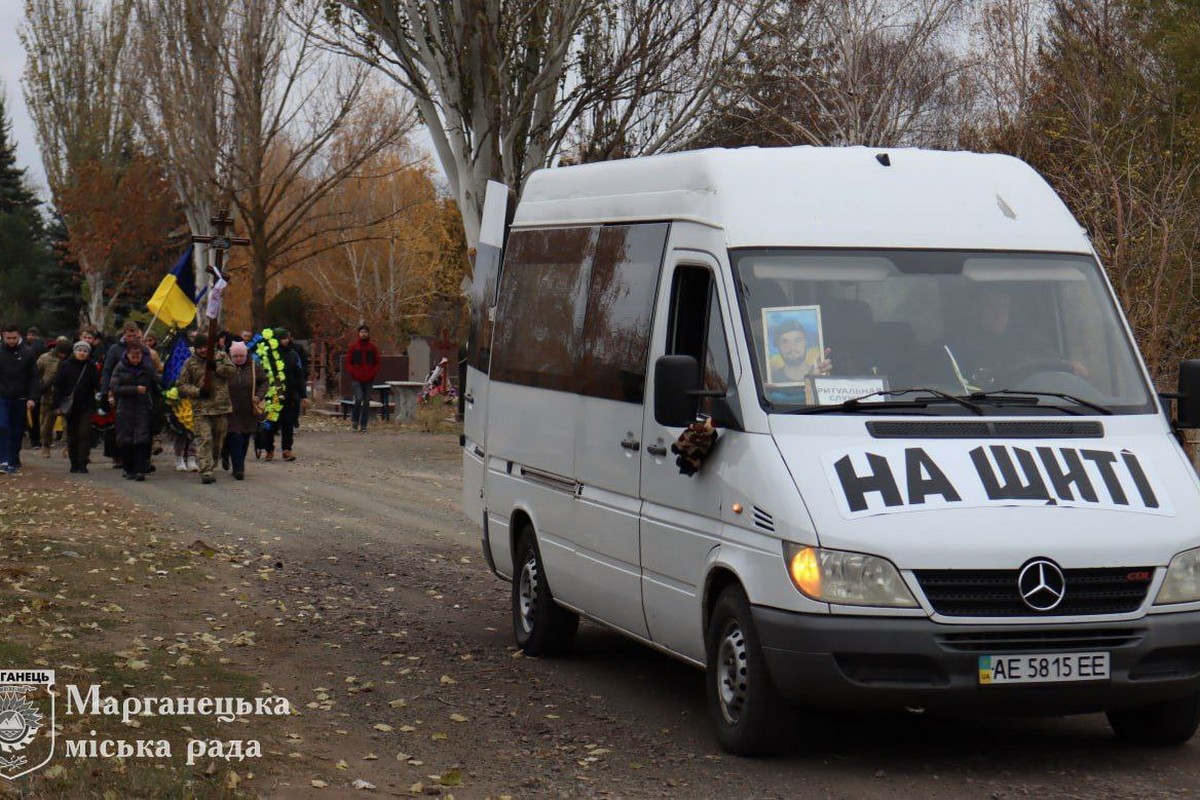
[{"left": 762, "top": 305, "right": 824, "bottom": 393}]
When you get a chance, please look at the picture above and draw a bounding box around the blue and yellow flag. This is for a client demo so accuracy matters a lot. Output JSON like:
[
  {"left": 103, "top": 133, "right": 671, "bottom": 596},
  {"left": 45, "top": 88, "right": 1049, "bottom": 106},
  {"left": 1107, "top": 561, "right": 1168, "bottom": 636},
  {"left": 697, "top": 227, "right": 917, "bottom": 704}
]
[{"left": 146, "top": 247, "right": 197, "bottom": 329}]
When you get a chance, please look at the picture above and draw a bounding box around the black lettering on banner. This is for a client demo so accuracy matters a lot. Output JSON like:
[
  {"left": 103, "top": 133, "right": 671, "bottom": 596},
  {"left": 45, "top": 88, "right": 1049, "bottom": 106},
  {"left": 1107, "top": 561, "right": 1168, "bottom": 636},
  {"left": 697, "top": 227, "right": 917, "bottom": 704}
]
[
  {"left": 1036, "top": 447, "right": 1099, "bottom": 503},
  {"left": 904, "top": 448, "right": 962, "bottom": 505},
  {"left": 1120, "top": 450, "right": 1159, "bottom": 509},
  {"left": 1081, "top": 450, "right": 1128, "bottom": 505},
  {"left": 970, "top": 446, "right": 1050, "bottom": 501},
  {"left": 834, "top": 453, "right": 903, "bottom": 513}
]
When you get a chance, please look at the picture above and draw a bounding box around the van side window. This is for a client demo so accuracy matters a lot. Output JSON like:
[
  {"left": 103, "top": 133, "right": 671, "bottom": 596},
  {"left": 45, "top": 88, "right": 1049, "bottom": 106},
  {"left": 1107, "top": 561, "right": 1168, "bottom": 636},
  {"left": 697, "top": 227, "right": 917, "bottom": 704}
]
[
  {"left": 668, "top": 266, "right": 732, "bottom": 410},
  {"left": 577, "top": 224, "right": 668, "bottom": 403},
  {"left": 491, "top": 227, "right": 597, "bottom": 391}
]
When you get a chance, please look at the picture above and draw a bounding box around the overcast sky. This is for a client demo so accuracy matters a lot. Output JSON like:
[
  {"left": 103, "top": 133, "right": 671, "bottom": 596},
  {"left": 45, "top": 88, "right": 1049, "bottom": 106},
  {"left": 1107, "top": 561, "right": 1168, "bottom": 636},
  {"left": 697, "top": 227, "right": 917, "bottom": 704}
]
[{"left": 0, "top": 2, "right": 48, "bottom": 202}]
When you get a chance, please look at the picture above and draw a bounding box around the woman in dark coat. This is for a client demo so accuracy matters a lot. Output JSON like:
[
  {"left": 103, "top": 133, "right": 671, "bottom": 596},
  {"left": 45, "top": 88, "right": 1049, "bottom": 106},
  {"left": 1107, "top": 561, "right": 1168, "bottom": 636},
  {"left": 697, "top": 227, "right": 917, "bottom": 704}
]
[
  {"left": 52, "top": 341, "right": 101, "bottom": 473},
  {"left": 109, "top": 345, "right": 158, "bottom": 479},
  {"left": 225, "top": 341, "right": 266, "bottom": 480}
]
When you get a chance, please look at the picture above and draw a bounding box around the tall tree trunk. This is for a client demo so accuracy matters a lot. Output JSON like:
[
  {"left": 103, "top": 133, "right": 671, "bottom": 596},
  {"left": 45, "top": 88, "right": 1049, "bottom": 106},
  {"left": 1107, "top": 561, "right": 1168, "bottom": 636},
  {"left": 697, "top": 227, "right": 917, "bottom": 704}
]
[
  {"left": 251, "top": 252, "right": 268, "bottom": 330},
  {"left": 86, "top": 271, "right": 107, "bottom": 331}
]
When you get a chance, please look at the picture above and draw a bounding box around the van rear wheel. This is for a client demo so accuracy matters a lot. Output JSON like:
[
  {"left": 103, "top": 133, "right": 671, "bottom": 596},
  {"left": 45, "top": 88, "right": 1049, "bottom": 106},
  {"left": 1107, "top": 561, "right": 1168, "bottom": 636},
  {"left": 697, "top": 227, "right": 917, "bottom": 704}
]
[
  {"left": 705, "top": 585, "right": 793, "bottom": 756},
  {"left": 512, "top": 526, "right": 578, "bottom": 656},
  {"left": 1106, "top": 691, "right": 1200, "bottom": 745}
]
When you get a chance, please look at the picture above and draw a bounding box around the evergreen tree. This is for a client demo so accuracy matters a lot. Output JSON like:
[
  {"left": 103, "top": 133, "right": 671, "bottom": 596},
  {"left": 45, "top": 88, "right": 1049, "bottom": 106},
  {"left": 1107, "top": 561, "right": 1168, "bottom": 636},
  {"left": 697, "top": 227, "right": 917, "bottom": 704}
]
[
  {"left": 0, "top": 94, "right": 54, "bottom": 328},
  {"left": 39, "top": 215, "right": 83, "bottom": 335},
  {"left": 0, "top": 97, "right": 39, "bottom": 218}
]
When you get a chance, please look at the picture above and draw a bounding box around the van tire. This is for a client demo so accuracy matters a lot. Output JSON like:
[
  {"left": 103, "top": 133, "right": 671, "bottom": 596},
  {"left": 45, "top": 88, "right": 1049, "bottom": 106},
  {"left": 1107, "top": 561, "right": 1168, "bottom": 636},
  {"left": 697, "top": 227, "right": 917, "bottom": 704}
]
[
  {"left": 705, "top": 585, "right": 792, "bottom": 756},
  {"left": 1106, "top": 692, "right": 1200, "bottom": 746},
  {"left": 512, "top": 526, "right": 578, "bottom": 656}
]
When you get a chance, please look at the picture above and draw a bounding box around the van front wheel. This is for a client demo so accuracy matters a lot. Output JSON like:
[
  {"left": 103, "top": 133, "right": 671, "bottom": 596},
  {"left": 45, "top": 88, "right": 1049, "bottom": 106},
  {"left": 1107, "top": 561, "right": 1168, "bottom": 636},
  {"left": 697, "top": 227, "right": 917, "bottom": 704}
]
[
  {"left": 706, "top": 585, "right": 793, "bottom": 756},
  {"left": 512, "top": 526, "right": 578, "bottom": 656},
  {"left": 1106, "top": 692, "right": 1200, "bottom": 745}
]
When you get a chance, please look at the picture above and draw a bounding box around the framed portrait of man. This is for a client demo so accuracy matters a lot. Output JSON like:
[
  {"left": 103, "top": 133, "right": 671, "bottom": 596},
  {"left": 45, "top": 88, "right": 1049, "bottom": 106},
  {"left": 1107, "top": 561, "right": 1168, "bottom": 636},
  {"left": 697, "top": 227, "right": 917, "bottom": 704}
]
[{"left": 762, "top": 305, "right": 825, "bottom": 389}]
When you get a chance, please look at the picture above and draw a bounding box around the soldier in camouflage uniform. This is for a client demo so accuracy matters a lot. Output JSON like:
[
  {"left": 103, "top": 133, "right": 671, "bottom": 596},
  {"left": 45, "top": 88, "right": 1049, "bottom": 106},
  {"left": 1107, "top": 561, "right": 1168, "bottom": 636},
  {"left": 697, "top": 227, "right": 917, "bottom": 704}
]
[
  {"left": 35, "top": 337, "right": 70, "bottom": 457},
  {"left": 175, "top": 333, "right": 235, "bottom": 484}
]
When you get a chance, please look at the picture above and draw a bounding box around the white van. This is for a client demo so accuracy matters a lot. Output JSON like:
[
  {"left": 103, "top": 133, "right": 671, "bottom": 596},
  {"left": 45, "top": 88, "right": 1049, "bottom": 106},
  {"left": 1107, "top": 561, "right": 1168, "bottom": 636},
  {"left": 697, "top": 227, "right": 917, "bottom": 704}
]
[{"left": 461, "top": 147, "right": 1200, "bottom": 755}]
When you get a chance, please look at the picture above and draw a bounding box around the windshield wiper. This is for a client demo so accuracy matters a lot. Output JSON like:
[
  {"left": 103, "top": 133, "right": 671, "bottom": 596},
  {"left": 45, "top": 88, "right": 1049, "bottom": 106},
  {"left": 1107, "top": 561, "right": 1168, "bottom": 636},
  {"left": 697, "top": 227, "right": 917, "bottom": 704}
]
[
  {"left": 967, "top": 388, "right": 1113, "bottom": 416},
  {"left": 793, "top": 387, "right": 984, "bottom": 415}
]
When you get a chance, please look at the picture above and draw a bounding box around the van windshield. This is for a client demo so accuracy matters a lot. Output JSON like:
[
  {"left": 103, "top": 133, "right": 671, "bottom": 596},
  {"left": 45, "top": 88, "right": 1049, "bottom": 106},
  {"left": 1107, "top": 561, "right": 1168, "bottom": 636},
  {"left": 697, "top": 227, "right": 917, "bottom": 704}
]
[{"left": 731, "top": 249, "right": 1154, "bottom": 415}]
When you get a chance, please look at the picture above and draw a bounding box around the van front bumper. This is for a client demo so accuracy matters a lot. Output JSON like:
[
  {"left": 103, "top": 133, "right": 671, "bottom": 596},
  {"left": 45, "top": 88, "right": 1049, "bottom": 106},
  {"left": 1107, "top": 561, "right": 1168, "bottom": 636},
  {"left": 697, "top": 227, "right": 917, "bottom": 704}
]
[{"left": 753, "top": 606, "right": 1200, "bottom": 714}]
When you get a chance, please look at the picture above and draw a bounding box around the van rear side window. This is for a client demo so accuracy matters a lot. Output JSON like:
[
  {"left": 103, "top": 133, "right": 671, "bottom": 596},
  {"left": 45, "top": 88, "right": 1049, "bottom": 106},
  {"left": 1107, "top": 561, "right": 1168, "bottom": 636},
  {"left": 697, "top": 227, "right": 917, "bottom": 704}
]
[
  {"left": 491, "top": 223, "right": 667, "bottom": 401},
  {"left": 491, "top": 227, "right": 595, "bottom": 391}
]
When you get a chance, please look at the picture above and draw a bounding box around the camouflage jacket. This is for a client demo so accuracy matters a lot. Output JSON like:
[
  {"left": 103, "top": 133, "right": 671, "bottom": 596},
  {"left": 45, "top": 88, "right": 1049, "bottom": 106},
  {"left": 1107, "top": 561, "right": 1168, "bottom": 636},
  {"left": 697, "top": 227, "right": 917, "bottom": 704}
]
[
  {"left": 36, "top": 351, "right": 65, "bottom": 397},
  {"left": 176, "top": 353, "right": 236, "bottom": 416}
]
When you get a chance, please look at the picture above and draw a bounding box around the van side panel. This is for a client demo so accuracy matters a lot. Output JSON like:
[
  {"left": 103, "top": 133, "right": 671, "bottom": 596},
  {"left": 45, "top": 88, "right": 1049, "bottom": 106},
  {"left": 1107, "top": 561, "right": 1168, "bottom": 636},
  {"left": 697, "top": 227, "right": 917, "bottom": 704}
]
[{"left": 484, "top": 382, "right": 580, "bottom": 599}]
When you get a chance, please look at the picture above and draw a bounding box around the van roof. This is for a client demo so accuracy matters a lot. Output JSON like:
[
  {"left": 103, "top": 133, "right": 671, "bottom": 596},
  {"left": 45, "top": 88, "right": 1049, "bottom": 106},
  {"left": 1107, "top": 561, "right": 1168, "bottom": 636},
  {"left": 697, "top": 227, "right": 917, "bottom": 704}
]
[{"left": 514, "top": 146, "right": 1092, "bottom": 253}]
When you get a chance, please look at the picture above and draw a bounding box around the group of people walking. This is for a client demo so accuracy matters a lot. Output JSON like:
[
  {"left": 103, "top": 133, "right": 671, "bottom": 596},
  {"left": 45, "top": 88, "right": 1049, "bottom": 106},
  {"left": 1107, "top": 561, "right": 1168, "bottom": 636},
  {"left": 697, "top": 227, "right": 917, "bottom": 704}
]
[{"left": 0, "top": 321, "right": 310, "bottom": 483}]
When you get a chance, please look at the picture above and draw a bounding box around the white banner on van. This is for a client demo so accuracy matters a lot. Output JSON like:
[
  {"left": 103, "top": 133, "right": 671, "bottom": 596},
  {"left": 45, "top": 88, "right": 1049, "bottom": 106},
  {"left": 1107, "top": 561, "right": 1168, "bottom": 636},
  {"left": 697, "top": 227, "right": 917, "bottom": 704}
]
[{"left": 821, "top": 442, "right": 1173, "bottom": 519}]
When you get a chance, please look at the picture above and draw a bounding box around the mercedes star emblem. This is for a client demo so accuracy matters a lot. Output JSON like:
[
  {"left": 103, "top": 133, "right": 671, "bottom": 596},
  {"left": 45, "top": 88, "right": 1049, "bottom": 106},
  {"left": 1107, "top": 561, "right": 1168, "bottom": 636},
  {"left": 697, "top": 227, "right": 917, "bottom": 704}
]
[{"left": 1017, "top": 559, "right": 1067, "bottom": 612}]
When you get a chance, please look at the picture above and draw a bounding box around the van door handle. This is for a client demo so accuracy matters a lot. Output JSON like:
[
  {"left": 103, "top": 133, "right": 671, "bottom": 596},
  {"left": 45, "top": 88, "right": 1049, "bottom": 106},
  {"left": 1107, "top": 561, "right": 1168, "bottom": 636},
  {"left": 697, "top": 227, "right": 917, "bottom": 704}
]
[
  {"left": 646, "top": 444, "right": 668, "bottom": 457},
  {"left": 464, "top": 392, "right": 475, "bottom": 404},
  {"left": 620, "top": 437, "right": 640, "bottom": 451}
]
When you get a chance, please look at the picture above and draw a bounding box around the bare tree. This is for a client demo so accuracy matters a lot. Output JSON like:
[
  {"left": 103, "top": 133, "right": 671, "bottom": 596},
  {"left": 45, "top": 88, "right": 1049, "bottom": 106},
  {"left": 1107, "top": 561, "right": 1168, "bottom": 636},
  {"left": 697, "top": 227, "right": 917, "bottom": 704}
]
[
  {"left": 222, "top": 0, "right": 417, "bottom": 327},
  {"left": 772, "top": 0, "right": 973, "bottom": 148},
  {"left": 131, "top": 0, "right": 233, "bottom": 289},
  {"left": 970, "top": 0, "right": 1051, "bottom": 156},
  {"left": 21, "top": 0, "right": 141, "bottom": 329},
  {"left": 322, "top": 0, "right": 768, "bottom": 255}
]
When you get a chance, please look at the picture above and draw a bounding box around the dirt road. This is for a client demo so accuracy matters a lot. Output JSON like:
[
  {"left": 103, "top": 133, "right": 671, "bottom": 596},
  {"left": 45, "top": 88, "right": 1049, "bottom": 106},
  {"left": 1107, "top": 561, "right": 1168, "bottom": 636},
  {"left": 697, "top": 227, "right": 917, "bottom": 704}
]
[{"left": 25, "top": 422, "right": 1200, "bottom": 798}]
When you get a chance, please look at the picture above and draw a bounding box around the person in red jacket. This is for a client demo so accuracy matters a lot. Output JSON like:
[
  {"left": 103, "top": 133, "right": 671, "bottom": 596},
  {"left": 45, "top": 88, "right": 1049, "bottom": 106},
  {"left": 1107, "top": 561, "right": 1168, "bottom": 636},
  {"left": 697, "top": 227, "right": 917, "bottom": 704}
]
[{"left": 344, "top": 324, "right": 381, "bottom": 432}]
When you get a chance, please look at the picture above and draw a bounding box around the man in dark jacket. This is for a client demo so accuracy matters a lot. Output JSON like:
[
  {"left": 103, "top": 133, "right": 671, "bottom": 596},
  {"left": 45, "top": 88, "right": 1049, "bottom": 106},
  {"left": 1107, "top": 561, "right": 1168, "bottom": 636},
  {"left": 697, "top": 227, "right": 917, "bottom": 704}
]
[
  {"left": 25, "top": 326, "right": 46, "bottom": 359},
  {"left": 0, "top": 322, "right": 39, "bottom": 473},
  {"left": 345, "top": 324, "right": 381, "bottom": 433},
  {"left": 262, "top": 328, "right": 308, "bottom": 461}
]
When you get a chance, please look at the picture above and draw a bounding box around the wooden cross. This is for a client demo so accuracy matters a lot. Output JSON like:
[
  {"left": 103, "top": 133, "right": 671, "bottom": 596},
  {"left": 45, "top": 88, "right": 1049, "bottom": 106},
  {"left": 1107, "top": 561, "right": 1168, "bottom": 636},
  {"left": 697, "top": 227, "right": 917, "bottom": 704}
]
[
  {"left": 190, "top": 209, "right": 251, "bottom": 396},
  {"left": 191, "top": 208, "right": 251, "bottom": 275}
]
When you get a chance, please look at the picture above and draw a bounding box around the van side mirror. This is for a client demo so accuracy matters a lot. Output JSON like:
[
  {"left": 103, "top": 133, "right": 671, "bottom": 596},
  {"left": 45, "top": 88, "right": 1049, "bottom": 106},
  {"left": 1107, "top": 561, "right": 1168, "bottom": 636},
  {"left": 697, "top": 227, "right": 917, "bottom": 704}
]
[
  {"left": 1177, "top": 360, "right": 1200, "bottom": 428},
  {"left": 654, "top": 355, "right": 702, "bottom": 426}
]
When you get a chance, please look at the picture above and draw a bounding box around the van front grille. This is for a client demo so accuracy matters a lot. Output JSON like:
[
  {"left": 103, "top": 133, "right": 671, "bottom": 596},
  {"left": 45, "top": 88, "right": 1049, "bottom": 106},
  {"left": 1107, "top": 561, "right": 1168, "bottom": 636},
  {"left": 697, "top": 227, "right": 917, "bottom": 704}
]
[{"left": 915, "top": 567, "right": 1153, "bottom": 617}]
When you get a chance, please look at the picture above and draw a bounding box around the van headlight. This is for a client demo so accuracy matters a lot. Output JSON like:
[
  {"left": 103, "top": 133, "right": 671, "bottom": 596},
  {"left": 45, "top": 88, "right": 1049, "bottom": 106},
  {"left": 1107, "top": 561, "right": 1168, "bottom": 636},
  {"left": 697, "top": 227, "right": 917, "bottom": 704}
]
[
  {"left": 1155, "top": 547, "right": 1200, "bottom": 605},
  {"left": 783, "top": 544, "right": 917, "bottom": 608}
]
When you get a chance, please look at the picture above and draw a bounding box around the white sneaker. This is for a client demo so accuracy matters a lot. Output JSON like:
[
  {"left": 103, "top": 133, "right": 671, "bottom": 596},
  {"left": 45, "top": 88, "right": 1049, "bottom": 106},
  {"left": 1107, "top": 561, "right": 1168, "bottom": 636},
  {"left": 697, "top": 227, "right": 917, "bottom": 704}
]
[
  {"left": 187, "top": 457, "right": 199, "bottom": 472},
  {"left": 175, "top": 456, "right": 187, "bottom": 472}
]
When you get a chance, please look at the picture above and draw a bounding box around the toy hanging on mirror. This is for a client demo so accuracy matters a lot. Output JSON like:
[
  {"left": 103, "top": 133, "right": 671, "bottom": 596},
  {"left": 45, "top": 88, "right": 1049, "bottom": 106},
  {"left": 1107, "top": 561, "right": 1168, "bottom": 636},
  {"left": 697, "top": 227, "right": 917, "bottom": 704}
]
[{"left": 671, "top": 417, "right": 718, "bottom": 477}]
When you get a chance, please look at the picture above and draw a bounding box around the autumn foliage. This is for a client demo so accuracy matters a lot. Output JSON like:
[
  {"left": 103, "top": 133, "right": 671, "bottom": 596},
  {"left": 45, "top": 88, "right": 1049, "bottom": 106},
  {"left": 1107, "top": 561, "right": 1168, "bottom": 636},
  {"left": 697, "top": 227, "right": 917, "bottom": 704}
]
[
  {"left": 293, "top": 145, "right": 467, "bottom": 350},
  {"left": 56, "top": 154, "right": 182, "bottom": 329}
]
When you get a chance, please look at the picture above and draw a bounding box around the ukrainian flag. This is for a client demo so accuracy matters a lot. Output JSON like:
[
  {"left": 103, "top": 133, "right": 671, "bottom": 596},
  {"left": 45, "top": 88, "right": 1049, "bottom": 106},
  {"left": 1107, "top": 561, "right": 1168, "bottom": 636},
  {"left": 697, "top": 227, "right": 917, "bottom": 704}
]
[{"left": 146, "top": 247, "right": 198, "bottom": 329}]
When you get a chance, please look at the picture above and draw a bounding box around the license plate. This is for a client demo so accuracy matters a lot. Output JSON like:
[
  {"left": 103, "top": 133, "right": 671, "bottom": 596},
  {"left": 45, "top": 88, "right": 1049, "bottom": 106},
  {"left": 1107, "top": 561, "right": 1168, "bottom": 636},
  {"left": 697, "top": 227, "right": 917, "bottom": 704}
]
[{"left": 978, "top": 652, "right": 1110, "bottom": 685}]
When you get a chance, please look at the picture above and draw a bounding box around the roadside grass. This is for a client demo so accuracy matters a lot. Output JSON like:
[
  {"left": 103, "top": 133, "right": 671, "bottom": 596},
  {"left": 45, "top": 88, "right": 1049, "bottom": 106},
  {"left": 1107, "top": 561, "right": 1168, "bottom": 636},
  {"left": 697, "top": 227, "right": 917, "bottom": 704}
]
[{"left": 0, "top": 481, "right": 313, "bottom": 798}]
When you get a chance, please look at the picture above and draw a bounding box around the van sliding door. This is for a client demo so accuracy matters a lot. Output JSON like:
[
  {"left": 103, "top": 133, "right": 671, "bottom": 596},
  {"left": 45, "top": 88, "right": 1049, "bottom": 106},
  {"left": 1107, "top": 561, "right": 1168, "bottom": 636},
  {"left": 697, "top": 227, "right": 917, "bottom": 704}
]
[{"left": 568, "top": 223, "right": 667, "bottom": 638}]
